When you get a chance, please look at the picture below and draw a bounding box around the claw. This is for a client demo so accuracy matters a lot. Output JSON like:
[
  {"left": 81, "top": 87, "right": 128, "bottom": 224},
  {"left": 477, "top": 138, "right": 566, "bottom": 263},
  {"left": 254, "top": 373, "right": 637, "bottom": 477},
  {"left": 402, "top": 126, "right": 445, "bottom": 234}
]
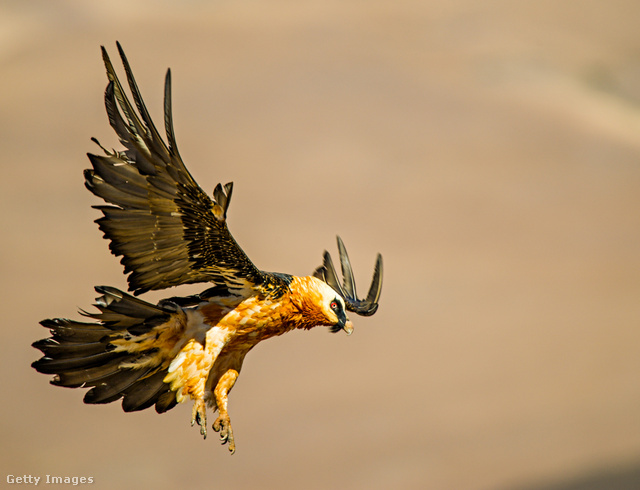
[
  {"left": 213, "top": 414, "right": 236, "bottom": 454},
  {"left": 191, "top": 399, "right": 207, "bottom": 439}
]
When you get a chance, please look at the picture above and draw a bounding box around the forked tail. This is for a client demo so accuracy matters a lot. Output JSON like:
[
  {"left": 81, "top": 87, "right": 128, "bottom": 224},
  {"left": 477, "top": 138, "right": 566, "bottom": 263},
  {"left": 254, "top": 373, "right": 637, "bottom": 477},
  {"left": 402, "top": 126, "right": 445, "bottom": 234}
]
[{"left": 32, "top": 286, "right": 182, "bottom": 413}]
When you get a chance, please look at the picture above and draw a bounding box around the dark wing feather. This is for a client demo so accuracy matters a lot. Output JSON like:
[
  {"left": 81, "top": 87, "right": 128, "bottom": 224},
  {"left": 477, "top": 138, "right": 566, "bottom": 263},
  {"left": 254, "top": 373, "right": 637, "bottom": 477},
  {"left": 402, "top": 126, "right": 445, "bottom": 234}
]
[
  {"left": 85, "top": 43, "right": 274, "bottom": 296},
  {"left": 314, "top": 236, "right": 383, "bottom": 316}
]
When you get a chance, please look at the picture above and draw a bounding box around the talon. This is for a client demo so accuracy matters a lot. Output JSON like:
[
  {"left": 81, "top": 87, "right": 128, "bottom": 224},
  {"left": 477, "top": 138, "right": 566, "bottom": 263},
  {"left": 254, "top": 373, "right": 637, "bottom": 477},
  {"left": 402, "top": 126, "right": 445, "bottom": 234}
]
[
  {"left": 191, "top": 399, "right": 207, "bottom": 439},
  {"left": 219, "top": 425, "right": 228, "bottom": 443},
  {"left": 212, "top": 415, "right": 236, "bottom": 453}
]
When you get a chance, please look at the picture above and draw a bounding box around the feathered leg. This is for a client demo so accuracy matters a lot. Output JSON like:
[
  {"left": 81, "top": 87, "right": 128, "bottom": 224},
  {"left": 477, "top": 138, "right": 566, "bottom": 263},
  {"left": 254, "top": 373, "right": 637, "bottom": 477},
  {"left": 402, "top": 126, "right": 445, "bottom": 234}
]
[
  {"left": 164, "top": 325, "right": 233, "bottom": 439},
  {"left": 212, "top": 369, "right": 239, "bottom": 454}
]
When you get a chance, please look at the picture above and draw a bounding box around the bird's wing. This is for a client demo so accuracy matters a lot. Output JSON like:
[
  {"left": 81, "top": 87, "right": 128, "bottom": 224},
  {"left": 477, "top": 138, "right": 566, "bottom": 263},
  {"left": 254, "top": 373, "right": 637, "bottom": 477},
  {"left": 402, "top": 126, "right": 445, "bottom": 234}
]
[
  {"left": 314, "top": 236, "right": 383, "bottom": 316},
  {"left": 85, "top": 43, "right": 275, "bottom": 296}
]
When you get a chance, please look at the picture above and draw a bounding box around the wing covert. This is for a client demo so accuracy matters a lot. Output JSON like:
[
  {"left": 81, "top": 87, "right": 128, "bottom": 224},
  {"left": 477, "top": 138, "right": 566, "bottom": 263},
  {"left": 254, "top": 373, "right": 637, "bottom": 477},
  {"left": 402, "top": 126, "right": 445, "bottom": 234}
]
[{"left": 85, "top": 43, "right": 268, "bottom": 296}]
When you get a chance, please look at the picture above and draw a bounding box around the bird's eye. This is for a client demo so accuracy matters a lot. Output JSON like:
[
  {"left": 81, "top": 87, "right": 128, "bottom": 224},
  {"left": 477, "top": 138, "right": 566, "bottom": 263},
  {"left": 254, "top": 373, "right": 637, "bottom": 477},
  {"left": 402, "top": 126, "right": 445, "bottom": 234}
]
[{"left": 330, "top": 301, "right": 338, "bottom": 310}]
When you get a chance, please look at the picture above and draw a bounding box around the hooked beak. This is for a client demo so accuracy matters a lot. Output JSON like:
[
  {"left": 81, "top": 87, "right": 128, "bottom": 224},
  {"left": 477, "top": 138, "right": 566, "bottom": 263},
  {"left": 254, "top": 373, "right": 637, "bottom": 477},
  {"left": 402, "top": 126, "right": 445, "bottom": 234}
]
[{"left": 330, "top": 308, "right": 353, "bottom": 335}]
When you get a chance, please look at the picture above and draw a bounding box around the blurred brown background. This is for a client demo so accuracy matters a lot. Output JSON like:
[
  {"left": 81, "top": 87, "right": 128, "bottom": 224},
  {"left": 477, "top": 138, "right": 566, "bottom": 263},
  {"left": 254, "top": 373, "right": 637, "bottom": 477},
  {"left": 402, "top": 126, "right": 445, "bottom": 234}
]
[{"left": 1, "top": 1, "right": 639, "bottom": 489}]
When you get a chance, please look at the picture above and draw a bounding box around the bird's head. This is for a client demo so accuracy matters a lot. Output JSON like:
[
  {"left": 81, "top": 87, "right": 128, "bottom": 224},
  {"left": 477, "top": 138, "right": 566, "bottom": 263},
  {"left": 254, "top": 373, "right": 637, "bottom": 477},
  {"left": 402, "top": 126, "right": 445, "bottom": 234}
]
[
  {"left": 316, "top": 279, "right": 354, "bottom": 335},
  {"left": 291, "top": 277, "right": 354, "bottom": 335}
]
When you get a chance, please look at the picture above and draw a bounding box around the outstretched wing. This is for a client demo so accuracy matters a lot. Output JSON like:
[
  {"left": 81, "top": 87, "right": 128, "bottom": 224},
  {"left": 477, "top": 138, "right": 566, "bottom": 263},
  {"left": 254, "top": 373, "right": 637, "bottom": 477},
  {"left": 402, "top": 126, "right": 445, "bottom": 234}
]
[
  {"left": 85, "top": 43, "right": 272, "bottom": 296},
  {"left": 314, "top": 236, "right": 383, "bottom": 316}
]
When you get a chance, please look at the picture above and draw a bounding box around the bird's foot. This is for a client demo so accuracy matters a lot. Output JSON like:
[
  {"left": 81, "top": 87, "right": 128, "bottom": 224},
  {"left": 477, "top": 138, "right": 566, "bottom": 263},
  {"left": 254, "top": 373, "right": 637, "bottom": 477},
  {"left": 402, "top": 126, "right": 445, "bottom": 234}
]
[
  {"left": 213, "top": 413, "right": 236, "bottom": 454},
  {"left": 191, "top": 398, "right": 207, "bottom": 439}
]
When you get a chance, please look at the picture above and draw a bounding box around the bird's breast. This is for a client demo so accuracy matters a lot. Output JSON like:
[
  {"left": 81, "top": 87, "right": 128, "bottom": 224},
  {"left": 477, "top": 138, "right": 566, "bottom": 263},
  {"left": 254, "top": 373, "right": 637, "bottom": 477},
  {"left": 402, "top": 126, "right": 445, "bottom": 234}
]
[{"left": 197, "top": 294, "right": 298, "bottom": 349}]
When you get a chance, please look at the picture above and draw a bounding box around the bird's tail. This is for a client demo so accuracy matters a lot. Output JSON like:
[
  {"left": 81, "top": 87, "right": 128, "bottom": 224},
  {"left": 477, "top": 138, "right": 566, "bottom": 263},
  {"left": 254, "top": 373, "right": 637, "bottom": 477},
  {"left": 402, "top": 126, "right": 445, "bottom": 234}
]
[{"left": 32, "top": 286, "right": 183, "bottom": 413}]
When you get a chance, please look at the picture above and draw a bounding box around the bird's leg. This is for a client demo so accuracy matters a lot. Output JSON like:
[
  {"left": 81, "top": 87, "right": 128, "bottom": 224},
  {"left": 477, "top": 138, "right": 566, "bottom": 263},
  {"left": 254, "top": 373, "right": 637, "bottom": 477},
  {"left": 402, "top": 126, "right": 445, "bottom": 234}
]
[
  {"left": 165, "top": 327, "right": 233, "bottom": 441},
  {"left": 191, "top": 397, "right": 208, "bottom": 438},
  {"left": 212, "top": 369, "right": 239, "bottom": 454}
]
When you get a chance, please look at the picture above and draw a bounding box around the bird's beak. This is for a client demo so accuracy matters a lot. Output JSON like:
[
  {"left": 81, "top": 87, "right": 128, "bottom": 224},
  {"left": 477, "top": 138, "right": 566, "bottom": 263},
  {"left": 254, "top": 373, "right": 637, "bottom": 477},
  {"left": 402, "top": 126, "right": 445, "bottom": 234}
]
[{"left": 343, "top": 320, "right": 354, "bottom": 336}]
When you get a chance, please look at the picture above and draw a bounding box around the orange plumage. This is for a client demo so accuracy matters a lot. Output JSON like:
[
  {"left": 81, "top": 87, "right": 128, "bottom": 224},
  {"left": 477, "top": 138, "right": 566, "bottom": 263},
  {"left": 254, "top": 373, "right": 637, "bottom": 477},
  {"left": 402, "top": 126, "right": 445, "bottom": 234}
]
[{"left": 32, "top": 43, "right": 383, "bottom": 454}]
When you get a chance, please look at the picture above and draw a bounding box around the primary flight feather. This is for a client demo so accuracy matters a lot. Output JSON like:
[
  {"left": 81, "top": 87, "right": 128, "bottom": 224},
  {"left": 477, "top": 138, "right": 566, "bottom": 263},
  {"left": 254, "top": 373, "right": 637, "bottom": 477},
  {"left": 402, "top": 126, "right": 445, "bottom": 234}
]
[{"left": 32, "top": 43, "right": 383, "bottom": 454}]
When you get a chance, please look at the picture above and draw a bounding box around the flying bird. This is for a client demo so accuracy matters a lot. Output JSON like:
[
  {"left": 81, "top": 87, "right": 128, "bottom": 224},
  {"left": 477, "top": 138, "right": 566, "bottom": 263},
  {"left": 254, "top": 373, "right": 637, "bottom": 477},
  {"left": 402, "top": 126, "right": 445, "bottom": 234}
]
[{"left": 32, "top": 43, "right": 383, "bottom": 454}]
